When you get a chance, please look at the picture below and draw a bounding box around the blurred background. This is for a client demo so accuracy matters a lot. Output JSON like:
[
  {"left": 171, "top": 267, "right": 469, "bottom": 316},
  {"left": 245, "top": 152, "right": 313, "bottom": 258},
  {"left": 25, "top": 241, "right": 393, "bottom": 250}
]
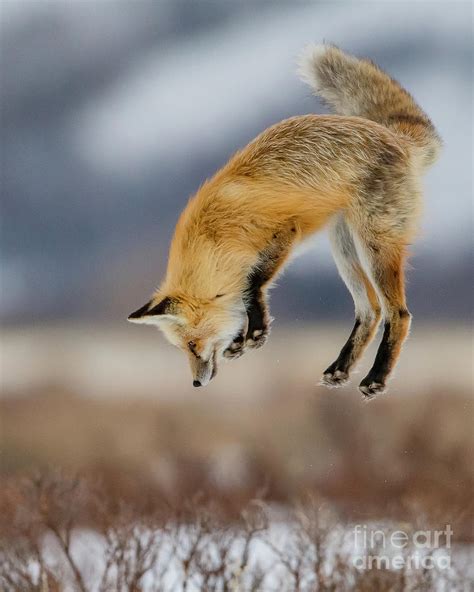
[{"left": 0, "top": 0, "right": 473, "bottom": 578}]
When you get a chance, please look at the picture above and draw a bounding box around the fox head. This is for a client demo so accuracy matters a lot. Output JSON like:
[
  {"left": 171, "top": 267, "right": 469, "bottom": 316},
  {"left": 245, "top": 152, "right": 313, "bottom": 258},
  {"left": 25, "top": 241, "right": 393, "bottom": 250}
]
[{"left": 128, "top": 293, "right": 246, "bottom": 386}]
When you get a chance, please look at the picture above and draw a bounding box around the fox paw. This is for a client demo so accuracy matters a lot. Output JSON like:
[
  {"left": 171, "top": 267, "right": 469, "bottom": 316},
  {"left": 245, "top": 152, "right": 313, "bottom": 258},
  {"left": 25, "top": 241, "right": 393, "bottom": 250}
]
[
  {"left": 223, "top": 332, "right": 246, "bottom": 359},
  {"left": 359, "top": 380, "right": 386, "bottom": 400},
  {"left": 246, "top": 326, "right": 269, "bottom": 349},
  {"left": 320, "top": 369, "right": 349, "bottom": 388}
]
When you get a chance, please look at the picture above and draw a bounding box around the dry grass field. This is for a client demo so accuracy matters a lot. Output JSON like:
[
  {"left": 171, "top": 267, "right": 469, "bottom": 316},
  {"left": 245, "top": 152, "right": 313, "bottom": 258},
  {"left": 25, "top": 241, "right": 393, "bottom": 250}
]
[{"left": 1, "top": 324, "right": 473, "bottom": 590}]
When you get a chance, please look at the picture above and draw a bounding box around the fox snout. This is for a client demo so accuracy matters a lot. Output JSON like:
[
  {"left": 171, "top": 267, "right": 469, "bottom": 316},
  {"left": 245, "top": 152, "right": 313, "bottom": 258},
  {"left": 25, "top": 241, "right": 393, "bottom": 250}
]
[{"left": 189, "top": 350, "right": 217, "bottom": 387}]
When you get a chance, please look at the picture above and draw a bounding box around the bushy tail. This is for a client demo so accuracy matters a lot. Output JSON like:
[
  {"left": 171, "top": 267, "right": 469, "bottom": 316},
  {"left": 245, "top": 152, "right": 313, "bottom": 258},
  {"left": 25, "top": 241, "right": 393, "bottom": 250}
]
[{"left": 298, "top": 44, "right": 442, "bottom": 167}]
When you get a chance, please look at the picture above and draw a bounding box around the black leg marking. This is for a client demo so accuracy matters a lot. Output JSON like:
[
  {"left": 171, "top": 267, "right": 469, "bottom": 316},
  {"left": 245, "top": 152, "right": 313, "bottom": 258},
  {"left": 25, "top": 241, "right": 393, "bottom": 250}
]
[
  {"left": 241, "top": 226, "right": 296, "bottom": 349},
  {"left": 359, "top": 308, "right": 411, "bottom": 399},
  {"left": 245, "top": 289, "right": 270, "bottom": 348},
  {"left": 225, "top": 223, "right": 297, "bottom": 358},
  {"left": 327, "top": 318, "right": 361, "bottom": 373},
  {"left": 359, "top": 322, "right": 392, "bottom": 399},
  {"left": 321, "top": 319, "right": 361, "bottom": 387}
]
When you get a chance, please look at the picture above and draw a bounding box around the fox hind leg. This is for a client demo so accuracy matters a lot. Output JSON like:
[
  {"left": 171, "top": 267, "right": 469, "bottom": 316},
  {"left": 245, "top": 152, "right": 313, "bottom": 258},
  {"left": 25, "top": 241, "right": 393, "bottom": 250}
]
[
  {"left": 353, "top": 235, "right": 411, "bottom": 399},
  {"left": 321, "top": 216, "right": 381, "bottom": 388}
]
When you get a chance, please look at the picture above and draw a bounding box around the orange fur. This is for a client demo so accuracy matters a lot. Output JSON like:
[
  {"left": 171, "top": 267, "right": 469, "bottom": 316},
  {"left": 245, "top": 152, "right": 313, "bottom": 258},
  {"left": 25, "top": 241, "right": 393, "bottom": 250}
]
[{"left": 128, "top": 45, "right": 440, "bottom": 395}]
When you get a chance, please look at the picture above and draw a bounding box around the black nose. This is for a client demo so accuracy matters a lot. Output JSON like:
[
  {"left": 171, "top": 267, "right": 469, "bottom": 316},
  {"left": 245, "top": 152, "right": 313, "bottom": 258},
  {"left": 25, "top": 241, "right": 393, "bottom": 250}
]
[{"left": 193, "top": 380, "right": 202, "bottom": 387}]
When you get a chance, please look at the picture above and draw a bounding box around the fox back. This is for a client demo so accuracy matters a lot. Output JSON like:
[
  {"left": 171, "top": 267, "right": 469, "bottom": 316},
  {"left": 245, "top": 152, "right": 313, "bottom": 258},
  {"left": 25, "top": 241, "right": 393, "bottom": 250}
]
[{"left": 129, "top": 44, "right": 440, "bottom": 397}]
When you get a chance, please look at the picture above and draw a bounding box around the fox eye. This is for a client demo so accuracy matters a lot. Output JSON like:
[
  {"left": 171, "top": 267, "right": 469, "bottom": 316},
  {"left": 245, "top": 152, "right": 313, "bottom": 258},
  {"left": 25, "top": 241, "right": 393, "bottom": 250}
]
[
  {"left": 215, "top": 294, "right": 225, "bottom": 298},
  {"left": 188, "top": 341, "right": 198, "bottom": 356}
]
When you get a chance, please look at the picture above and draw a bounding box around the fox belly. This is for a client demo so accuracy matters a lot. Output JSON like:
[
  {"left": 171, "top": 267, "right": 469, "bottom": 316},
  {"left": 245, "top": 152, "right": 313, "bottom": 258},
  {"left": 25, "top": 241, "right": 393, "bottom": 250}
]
[{"left": 129, "top": 44, "right": 440, "bottom": 397}]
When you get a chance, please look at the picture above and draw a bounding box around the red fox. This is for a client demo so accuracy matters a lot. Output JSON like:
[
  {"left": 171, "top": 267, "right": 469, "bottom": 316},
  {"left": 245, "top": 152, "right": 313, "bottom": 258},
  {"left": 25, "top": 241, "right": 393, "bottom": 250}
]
[{"left": 128, "top": 44, "right": 441, "bottom": 399}]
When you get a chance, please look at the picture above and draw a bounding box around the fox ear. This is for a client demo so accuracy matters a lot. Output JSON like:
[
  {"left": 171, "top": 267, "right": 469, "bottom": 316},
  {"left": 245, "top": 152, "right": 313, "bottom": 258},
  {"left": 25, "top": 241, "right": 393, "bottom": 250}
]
[{"left": 128, "top": 296, "right": 178, "bottom": 324}]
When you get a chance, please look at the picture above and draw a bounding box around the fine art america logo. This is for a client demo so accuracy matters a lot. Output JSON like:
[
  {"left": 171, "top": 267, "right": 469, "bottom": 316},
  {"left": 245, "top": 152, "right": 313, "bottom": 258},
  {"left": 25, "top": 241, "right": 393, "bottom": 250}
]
[{"left": 352, "top": 524, "right": 453, "bottom": 571}]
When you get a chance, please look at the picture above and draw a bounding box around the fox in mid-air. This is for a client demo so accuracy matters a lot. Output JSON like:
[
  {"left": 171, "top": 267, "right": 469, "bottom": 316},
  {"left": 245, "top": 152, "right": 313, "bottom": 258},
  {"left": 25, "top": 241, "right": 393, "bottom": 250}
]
[{"left": 128, "top": 44, "right": 441, "bottom": 399}]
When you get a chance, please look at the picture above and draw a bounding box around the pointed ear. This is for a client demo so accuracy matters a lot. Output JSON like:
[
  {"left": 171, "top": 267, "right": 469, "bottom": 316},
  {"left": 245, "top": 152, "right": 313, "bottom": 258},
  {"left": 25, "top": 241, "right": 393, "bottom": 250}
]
[
  {"left": 128, "top": 296, "right": 178, "bottom": 324},
  {"left": 128, "top": 301, "right": 153, "bottom": 321}
]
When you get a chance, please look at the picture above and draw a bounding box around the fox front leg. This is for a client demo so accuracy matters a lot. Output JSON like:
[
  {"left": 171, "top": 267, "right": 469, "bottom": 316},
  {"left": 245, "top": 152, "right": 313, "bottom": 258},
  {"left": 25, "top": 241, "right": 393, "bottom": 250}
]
[
  {"left": 223, "top": 285, "right": 270, "bottom": 359},
  {"left": 225, "top": 223, "right": 298, "bottom": 358},
  {"left": 244, "top": 277, "right": 272, "bottom": 349},
  {"left": 223, "top": 321, "right": 248, "bottom": 359}
]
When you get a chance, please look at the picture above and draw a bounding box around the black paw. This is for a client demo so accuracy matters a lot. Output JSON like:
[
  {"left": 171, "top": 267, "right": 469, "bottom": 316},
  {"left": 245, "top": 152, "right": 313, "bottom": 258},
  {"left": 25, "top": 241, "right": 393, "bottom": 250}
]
[
  {"left": 319, "top": 359, "right": 350, "bottom": 388},
  {"left": 320, "top": 369, "right": 349, "bottom": 388},
  {"left": 223, "top": 332, "right": 246, "bottom": 359},
  {"left": 246, "top": 321, "right": 271, "bottom": 349},
  {"left": 359, "top": 378, "right": 386, "bottom": 400}
]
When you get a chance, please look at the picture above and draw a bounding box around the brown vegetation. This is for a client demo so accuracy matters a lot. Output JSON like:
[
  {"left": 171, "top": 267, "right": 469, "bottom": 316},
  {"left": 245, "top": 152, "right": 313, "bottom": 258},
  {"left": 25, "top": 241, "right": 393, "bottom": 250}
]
[
  {"left": 1, "top": 327, "right": 472, "bottom": 590},
  {"left": 0, "top": 472, "right": 470, "bottom": 592},
  {"left": 1, "top": 384, "right": 472, "bottom": 533}
]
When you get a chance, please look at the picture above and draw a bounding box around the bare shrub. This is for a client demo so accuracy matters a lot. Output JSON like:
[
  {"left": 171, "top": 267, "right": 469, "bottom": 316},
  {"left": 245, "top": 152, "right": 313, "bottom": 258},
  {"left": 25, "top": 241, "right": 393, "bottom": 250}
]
[
  {"left": 0, "top": 471, "right": 471, "bottom": 592},
  {"left": 0, "top": 471, "right": 88, "bottom": 591}
]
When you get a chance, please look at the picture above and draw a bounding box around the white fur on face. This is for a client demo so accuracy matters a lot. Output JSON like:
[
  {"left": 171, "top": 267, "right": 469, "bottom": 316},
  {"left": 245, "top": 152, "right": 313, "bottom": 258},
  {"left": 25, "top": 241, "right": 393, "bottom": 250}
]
[
  {"left": 186, "top": 304, "right": 248, "bottom": 386},
  {"left": 130, "top": 296, "right": 247, "bottom": 386}
]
